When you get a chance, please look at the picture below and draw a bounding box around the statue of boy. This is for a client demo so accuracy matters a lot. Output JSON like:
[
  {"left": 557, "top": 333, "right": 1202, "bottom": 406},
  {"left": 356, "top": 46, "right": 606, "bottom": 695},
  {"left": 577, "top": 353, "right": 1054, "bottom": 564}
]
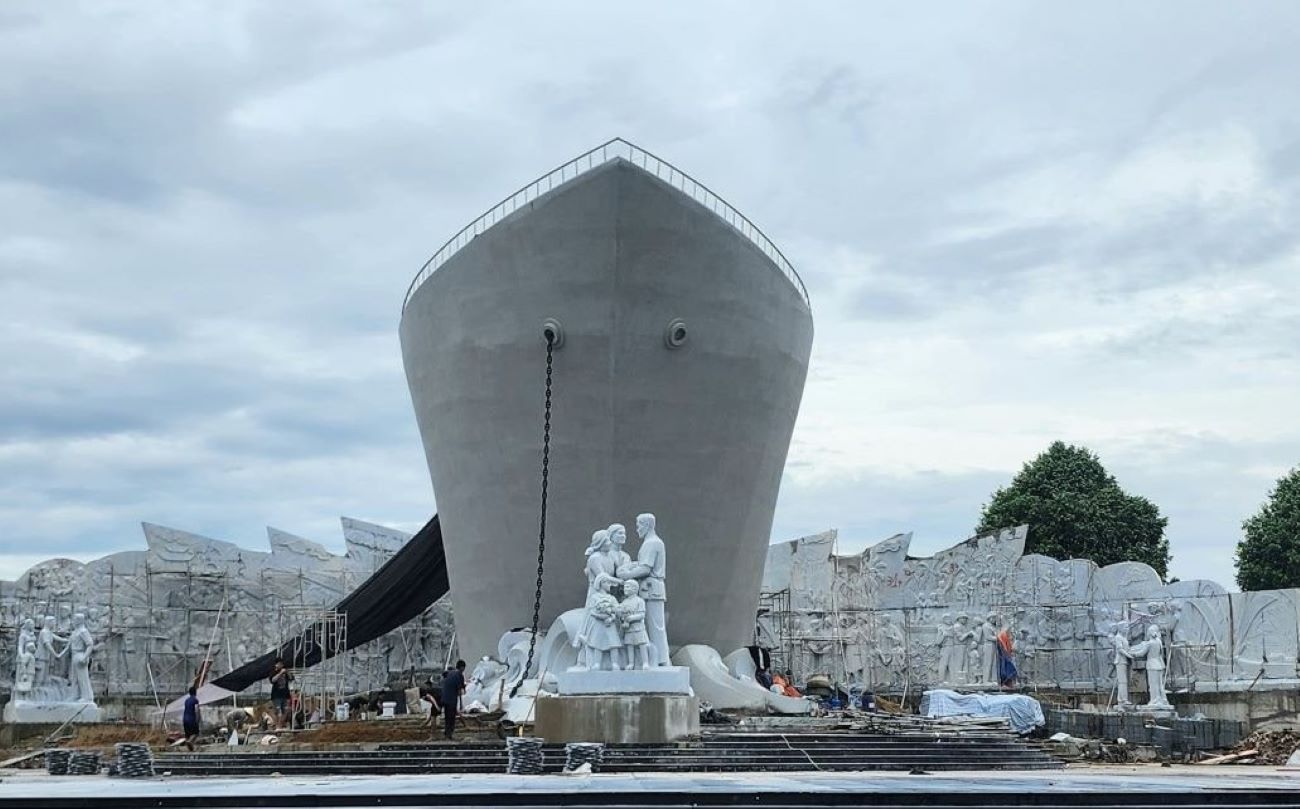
[{"left": 618, "top": 580, "right": 653, "bottom": 670}]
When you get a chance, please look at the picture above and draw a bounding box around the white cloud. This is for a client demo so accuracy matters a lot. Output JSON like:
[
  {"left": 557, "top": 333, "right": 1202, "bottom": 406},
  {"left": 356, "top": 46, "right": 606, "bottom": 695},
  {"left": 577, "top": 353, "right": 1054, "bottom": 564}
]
[{"left": 2, "top": 1, "right": 1299, "bottom": 591}]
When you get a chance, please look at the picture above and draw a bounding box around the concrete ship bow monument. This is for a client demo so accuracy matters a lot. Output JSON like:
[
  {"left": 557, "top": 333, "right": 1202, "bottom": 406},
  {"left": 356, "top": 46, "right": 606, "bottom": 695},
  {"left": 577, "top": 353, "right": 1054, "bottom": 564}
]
[{"left": 400, "top": 140, "right": 813, "bottom": 665}]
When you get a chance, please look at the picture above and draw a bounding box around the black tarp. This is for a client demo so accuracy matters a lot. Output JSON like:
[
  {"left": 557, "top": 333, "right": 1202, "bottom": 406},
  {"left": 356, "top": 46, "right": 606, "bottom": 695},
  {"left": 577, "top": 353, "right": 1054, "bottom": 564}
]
[{"left": 211, "top": 514, "right": 449, "bottom": 692}]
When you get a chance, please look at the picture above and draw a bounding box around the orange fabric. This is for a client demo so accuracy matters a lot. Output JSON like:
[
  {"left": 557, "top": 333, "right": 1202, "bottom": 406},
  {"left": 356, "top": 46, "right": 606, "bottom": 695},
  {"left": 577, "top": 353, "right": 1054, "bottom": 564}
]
[
  {"left": 772, "top": 675, "right": 800, "bottom": 697},
  {"left": 997, "top": 628, "right": 1014, "bottom": 656}
]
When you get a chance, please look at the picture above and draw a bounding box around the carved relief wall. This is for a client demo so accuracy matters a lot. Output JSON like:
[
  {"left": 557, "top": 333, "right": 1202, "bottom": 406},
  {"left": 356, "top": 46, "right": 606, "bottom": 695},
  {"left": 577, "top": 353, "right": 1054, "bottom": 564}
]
[
  {"left": 0, "top": 518, "right": 456, "bottom": 702},
  {"left": 760, "top": 527, "right": 1300, "bottom": 695}
]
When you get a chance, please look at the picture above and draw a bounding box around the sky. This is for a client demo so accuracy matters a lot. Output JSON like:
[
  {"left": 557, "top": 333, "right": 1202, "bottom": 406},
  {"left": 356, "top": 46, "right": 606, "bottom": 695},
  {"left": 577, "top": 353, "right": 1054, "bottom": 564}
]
[{"left": 2, "top": 2, "right": 1299, "bottom": 585}]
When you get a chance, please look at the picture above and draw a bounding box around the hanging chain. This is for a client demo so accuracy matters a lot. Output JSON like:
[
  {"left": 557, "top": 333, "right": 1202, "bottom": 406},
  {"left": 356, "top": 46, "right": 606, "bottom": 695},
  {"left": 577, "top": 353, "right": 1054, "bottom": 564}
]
[{"left": 516, "top": 333, "right": 553, "bottom": 695}]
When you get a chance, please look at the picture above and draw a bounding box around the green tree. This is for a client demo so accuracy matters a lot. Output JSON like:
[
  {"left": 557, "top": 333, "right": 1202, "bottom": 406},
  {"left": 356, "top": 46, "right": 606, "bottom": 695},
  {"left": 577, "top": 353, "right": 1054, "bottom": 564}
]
[
  {"left": 1235, "top": 467, "right": 1300, "bottom": 591},
  {"left": 977, "top": 441, "right": 1171, "bottom": 577}
]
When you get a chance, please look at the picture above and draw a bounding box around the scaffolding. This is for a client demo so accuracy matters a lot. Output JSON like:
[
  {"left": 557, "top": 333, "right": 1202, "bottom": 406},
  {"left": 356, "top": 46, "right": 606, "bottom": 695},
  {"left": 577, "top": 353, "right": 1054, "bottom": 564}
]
[
  {"left": 0, "top": 558, "right": 454, "bottom": 703},
  {"left": 278, "top": 608, "right": 348, "bottom": 717}
]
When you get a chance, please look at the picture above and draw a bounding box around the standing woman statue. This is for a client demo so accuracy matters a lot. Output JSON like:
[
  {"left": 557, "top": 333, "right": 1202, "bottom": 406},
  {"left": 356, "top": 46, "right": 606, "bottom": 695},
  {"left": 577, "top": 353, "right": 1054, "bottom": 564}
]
[
  {"left": 14, "top": 640, "right": 37, "bottom": 696},
  {"left": 1129, "top": 624, "right": 1170, "bottom": 708},
  {"left": 35, "top": 616, "right": 67, "bottom": 689},
  {"left": 15, "top": 618, "right": 35, "bottom": 685},
  {"left": 607, "top": 523, "right": 633, "bottom": 572},
  {"left": 574, "top": 530, "right": 619, "bottom": 669}
]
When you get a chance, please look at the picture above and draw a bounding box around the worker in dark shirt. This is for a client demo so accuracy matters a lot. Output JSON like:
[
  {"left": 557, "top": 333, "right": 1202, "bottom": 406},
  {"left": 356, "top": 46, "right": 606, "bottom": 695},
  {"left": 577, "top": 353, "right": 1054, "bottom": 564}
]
[
  {"left": 182, "top": 686, "right": 201, "bottom": 751},
  {"left": 439, "top": 659, "right": 467, "bottom": 740},
  {"left": 269, "top": 658, "right": 293, "bottom": 729}
]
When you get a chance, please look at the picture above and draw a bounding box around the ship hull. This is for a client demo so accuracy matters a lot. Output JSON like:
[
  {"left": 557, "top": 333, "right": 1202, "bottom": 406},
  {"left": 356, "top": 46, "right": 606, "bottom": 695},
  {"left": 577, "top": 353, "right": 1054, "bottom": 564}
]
[{"left": 400, "top": 160, "right": 813, "bottom": 661}]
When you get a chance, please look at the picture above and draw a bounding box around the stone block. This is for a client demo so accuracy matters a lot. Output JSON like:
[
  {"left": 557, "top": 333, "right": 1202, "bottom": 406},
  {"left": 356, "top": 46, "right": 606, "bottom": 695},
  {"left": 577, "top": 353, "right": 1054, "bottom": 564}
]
[
  {"left": 3, "top": 700, "right": 101, "bottom": 724},
  {"left": 533, "top": 694, "right": 698, "bottom": 743},
  {"left": 556, "top": 666, "right": 691, "bottom": 696}
]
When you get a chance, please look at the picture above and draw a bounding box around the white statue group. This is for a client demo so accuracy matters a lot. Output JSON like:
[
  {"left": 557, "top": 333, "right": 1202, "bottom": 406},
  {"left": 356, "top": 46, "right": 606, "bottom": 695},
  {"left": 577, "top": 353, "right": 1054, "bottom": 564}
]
[
  {"left": 1111, "top": 622, "right": 1170, "bottom": 709},
  {"left": 12, "top": 613, "right": 97, "bottom": 704},
  {"left": 936, "top": 612, "right": 1004, "bottom": 686},
  {"left": 573, "top": 513, "right": 670, "bottom": 671}
]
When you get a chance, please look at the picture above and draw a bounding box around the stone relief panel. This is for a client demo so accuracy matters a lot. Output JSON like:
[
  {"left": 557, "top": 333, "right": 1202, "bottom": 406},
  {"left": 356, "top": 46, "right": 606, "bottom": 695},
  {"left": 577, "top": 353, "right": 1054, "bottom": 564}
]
[
  {"left": 1, "top": 517, "right": 456, "bottom": 702},
  {"left": 760, "top": 525, "right": 1300, "bottom": 695},
  {"left": 1230, "top": 590, "right": 1299, "bottom": 680}
]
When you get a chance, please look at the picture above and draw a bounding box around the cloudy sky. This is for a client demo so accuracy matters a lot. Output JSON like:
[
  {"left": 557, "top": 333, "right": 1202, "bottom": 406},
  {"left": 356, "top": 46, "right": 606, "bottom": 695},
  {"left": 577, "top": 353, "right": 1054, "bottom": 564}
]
[{"left": 3, "top": 2, "right": 1298, "bottom": 585}]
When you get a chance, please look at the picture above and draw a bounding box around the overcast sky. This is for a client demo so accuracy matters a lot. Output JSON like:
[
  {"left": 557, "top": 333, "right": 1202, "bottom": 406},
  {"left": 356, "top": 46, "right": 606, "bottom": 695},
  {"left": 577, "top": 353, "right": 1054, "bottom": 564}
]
[{"left": 2, "top": 2, "right": 1298, "bottom": 585}]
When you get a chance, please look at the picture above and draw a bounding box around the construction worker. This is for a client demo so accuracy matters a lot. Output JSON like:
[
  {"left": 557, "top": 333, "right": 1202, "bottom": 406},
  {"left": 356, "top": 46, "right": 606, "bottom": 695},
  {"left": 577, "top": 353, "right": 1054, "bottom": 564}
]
[
  {"left": 182, "top": 686, "right": 201, "bottom": 751},
  {"left": 440, "top": 660, "right": 467, "bottom": 740}
]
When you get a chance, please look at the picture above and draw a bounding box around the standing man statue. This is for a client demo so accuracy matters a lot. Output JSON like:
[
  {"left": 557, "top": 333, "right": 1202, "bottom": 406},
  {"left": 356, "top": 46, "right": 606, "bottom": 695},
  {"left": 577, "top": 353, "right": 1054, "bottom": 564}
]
[
  {"left": 67, "top": 613, "right": 95, "bottom": 703},
  {"left": 976, "top": 613, "right": 999, "bottom": 686},
  {"left": 618, "top": 513, "right": 669, "bottom": 666},
  {"left": 939, "top": 613, "right": 972, "bottom": 685},
  {"left": 1111, "top": 624, "right": 1133, "bottom": 706}
]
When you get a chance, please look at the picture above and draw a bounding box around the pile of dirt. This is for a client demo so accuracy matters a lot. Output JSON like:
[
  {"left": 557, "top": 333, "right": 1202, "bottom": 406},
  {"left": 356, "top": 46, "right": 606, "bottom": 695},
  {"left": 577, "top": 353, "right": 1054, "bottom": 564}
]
[
  {"left": 66, "top": 724, "right": 170, "bottom": 751},
  {"left": 1234, "top": 729, "right": 1300, "bottom": 765},
  {"left": 293, "top": 720, "right": 436, "bottom": 744},
  {"left": 294, "top": 713, "right": 508, "bottom": 745}
]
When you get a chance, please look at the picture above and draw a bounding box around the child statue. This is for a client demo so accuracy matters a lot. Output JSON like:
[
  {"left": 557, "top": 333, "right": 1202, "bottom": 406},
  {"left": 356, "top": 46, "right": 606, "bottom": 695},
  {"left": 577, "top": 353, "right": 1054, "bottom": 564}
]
[{"left": 618, "top": 579, "right": 653, "bottom": 670}]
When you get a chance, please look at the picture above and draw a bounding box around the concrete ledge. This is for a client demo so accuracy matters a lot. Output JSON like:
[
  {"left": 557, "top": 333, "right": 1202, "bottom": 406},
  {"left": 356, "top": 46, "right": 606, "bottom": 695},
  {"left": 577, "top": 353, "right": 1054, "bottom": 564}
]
[{"left": 533, "top": 694, "right": 698, "bottom": 743}]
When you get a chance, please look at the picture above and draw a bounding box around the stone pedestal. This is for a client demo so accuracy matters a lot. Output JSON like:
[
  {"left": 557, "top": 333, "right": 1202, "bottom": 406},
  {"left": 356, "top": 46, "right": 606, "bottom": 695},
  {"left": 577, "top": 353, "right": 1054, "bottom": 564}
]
[
  {"left": 3, "top": 700, "right": 101, "bottom": 724},
  {"left": 533, "top": 694, "right": 698, "bottom": 743},
  {"left": 556, "top": 666, "right": 691, "bottom": 696}
]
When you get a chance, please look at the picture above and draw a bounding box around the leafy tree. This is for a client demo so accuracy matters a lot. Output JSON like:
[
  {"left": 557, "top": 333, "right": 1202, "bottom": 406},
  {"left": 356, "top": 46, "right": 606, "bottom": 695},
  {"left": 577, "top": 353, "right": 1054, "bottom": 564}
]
[
  {"left": 977, "top": 441, "right": 1171, "bottom": 577},
  {"left": 1235, "top": 467, "right": 1300, "bottom": 591}
]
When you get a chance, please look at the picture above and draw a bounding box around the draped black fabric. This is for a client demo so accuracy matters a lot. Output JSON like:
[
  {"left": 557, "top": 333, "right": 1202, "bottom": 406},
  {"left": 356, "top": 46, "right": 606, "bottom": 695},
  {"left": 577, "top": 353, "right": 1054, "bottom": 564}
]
[{"left": 211, "top": 514, "right": 449, "bottom": 692}]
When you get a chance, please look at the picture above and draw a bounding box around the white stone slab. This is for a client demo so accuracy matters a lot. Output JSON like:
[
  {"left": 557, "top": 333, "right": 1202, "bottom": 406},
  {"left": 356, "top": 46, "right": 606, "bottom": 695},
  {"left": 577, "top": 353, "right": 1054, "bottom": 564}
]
[
  {"left": 3, "top": 700, "right": 101, "bottom": 723},
  {"left": 556, "top": 665, "right": 691, "bottom": 695}
]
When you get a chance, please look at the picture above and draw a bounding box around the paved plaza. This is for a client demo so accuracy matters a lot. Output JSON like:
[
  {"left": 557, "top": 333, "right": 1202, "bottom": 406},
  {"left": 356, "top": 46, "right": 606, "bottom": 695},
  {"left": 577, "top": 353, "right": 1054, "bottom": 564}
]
[{"left": 1, "top": 766, "right": 1298, "bottom": 807}]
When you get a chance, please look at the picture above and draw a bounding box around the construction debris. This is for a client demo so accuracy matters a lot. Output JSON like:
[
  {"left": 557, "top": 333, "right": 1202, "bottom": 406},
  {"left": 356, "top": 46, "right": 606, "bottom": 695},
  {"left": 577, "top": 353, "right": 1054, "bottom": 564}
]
[
  {"left": 1229, "top": 729, "right": 1300, "bottom": 765},
  {"left": 1203, "top": 749, "right": 1258, "bottom": 765}
]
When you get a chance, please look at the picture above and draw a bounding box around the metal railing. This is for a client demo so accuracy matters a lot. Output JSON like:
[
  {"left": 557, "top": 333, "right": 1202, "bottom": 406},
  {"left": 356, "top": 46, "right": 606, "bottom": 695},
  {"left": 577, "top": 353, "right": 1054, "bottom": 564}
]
[{"left": 402, "top": 137, "right": 809, "bottom": 311}]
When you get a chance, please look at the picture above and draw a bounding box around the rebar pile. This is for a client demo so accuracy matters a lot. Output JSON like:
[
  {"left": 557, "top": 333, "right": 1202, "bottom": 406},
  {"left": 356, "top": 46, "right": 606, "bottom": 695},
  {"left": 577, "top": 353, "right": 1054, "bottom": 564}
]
[
  {"left": 68, "top": 751, "right": 101, "bottom": 775},
  {"left": 113, "top": 742, "right": 155, "bottom": 778},
  {"left": 564, "top": 742, "right": 604, "bottom": 772},
  {"left": 45, "top": 749, "right": 71, "bottom": 776},
  {"left": 506, "top": 736, "right": 545, "bottom": 774}
]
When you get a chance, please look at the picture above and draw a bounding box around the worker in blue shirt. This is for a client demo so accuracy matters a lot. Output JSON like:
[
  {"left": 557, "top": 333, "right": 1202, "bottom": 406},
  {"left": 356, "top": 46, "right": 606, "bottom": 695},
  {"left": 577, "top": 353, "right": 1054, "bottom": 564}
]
[{"left": 182, "top": 686, "right": 201, "bottom": 751}]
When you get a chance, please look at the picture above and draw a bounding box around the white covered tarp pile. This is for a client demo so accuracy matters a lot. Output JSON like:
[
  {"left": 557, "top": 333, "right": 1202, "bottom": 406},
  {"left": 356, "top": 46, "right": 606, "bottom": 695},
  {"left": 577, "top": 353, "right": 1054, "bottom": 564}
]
[{"left": 920, "top": 689, "right": 1045, "bottom": 734}]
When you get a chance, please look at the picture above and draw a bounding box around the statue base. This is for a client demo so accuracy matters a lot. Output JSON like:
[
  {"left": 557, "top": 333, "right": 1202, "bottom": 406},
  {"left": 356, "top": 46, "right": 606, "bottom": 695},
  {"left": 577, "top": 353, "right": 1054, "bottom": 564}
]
[
  {"left": 3, "top": 700, "right": 101, "bottom": 724},
  {"left": 556, "top": 665, "right": 692, "bottom": 696},
  {"left": 1122, "top": 704, "right": 1177, "bottom": 718},
  {"left": 534, "top": 694, "right": 698, "bottom": 743}
]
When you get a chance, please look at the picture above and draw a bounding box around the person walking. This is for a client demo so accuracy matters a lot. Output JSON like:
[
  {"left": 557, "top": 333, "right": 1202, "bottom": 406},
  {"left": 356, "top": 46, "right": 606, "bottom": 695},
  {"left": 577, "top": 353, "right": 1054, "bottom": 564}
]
[
  {"left": 421, "top": 674, "right": 444, "bottom": 737},
  {"left": 269, "top": 658, "right": 294, "bottom": 730},
  {"left": 440, "top": 660, "right": 466, "bottom": 741},
  {"left": 182, "top": 686, "right": 201, "bottom": 751}
]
